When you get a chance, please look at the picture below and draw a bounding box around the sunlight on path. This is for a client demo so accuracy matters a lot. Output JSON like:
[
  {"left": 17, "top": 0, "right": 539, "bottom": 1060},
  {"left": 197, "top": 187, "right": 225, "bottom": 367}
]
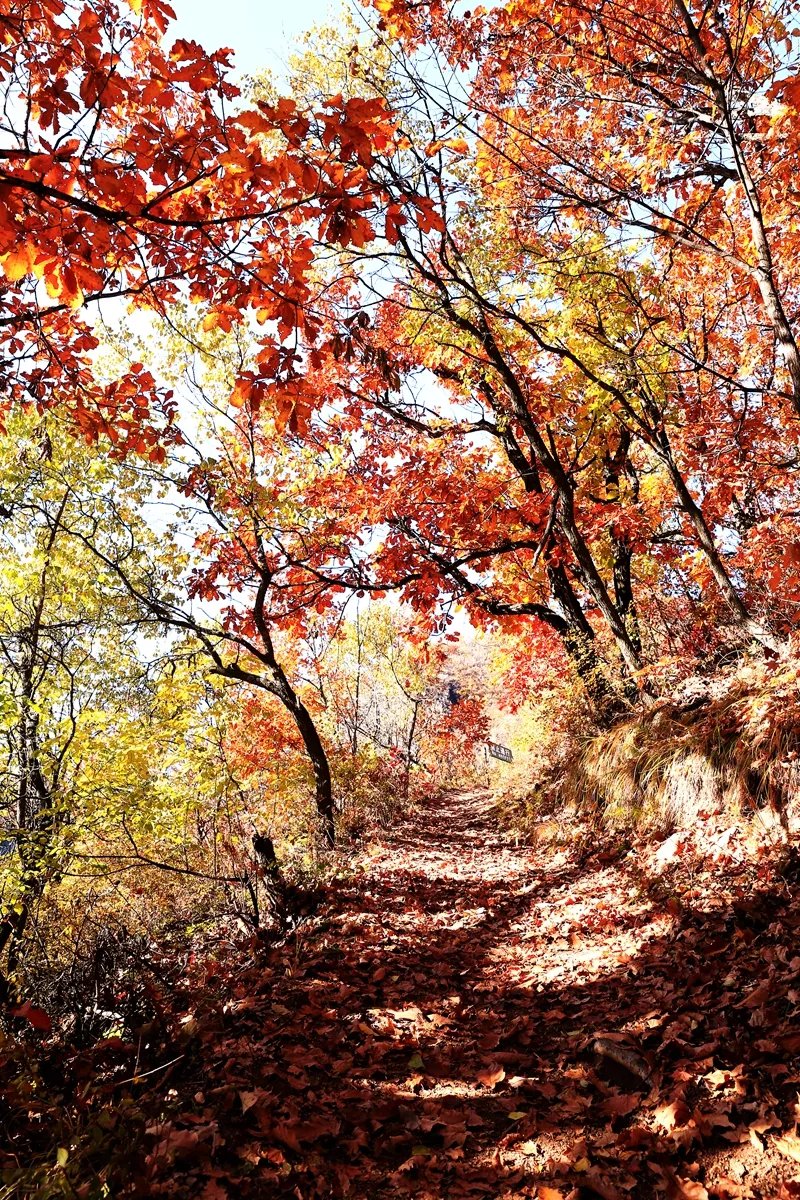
[{"left": 151, "top": 790, "right": 800, "bottom": 1200}]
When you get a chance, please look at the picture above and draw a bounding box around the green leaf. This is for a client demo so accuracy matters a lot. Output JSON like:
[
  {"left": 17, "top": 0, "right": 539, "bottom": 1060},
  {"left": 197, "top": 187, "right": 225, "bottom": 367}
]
[{"left": 408, "top": 1052, "right": 424, "bottom": 1070}]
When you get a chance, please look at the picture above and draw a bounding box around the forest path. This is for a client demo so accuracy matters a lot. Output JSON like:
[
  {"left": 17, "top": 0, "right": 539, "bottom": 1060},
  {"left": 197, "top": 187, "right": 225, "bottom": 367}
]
[{"left": 150, "top": 790, "right": 800, "bottom": 1200}]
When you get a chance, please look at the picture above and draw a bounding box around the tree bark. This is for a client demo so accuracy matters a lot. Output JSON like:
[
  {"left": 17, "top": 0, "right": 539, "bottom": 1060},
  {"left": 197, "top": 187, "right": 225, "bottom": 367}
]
[
  {"left": 546, "top": 564, "right": 630, "bottom": 722},
  {"left": 603, "top": 438, "right": 642, "bottom": 655},
  {"left": 289, "top": 692, "right": 335, "bottom": 847},
  {"left": 252, "top": 833, "right": 288, "bottom": 926},
  {"left": 404, "top": 696, "right": 420, "bottom": 802}
]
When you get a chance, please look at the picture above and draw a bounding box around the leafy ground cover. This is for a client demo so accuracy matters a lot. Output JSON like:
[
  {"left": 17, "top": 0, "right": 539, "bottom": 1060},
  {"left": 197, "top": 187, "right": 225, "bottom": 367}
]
[{"left": 4, "top": 790, "right": 800, "bottom": 1199}]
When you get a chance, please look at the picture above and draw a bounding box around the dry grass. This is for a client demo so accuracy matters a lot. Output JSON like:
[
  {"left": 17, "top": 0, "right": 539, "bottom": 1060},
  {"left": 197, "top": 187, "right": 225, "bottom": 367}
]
[{"left": 567, "top": 653, "right": 800, "bottom": 833}]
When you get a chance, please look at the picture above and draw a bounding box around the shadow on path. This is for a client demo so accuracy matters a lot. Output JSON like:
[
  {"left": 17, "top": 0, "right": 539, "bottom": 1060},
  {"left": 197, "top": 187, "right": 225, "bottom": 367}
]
[{"left": 139, "top": 790, "right": 800, "bottom": 1199}]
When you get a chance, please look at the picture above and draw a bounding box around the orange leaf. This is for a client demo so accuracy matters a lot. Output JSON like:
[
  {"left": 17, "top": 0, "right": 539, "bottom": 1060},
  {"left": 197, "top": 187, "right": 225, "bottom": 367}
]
[
  {"left": 385, "top": 203, "right": 408, "bottom": 246},
  {"left": 654, "top": 1100, "right": 691, "bottom": 1131},
  {"left": 1, "top": 243, "right": 36, "bottom": 283},
  {"left": 229, "top": 378, "right": 252, "bottom": 409},
  {"left": 476, "top": 1063, "right": 505, "bottom": 1088}
]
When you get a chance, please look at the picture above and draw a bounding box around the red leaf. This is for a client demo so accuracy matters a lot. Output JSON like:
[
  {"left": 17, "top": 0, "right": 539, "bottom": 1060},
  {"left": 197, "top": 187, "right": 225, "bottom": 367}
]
[{"left": 10, "top": 1001, "right": 52, "bottom": 1032}]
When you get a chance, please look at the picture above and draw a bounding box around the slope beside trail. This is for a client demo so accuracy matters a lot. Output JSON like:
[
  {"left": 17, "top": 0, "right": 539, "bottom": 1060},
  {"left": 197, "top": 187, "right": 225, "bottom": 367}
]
[{"left": 144, "top": 789, "right": 800, "bottom": 1200}]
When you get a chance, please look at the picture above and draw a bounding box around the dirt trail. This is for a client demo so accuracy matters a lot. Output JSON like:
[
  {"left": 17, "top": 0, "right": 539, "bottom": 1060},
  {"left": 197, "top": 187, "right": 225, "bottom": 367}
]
[{"left": 148, "top": 790, "right": 800, "bottom": 1199}]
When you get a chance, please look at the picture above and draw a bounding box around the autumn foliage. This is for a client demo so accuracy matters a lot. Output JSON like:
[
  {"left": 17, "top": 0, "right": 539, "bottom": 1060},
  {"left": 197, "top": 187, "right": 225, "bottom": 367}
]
[{"left": 3, "top": 0, "right": 800, "bottom": 1195}]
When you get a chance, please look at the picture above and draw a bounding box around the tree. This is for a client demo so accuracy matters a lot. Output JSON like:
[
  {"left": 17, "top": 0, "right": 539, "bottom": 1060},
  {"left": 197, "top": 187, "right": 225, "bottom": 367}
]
[
  {"left": 0, "top": 0, "right": 397, "bottom": 449},
  {"left": 67, "top": 311, "right": 386, "bottom": 847},
  {"left": 0, "top": 409, "right": 175, "bottom": 999},
  {"left": 240, "top": 1, "right": 800, "bottom": 723},
  {"left": 359, "top": 0, "right": 800, "bottom": 642},
  {"left": 371, "top": 0, "right": 800, "bottom": 425}
]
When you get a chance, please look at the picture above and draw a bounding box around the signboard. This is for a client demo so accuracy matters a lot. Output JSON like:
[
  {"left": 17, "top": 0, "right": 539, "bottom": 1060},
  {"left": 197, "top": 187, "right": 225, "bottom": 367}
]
[{"left": 487, "top": 741, "right": 513, "bottom": 763}]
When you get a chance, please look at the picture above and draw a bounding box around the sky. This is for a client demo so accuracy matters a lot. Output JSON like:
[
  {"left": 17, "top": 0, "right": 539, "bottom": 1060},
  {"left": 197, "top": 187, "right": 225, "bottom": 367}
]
[{"left": 170, "top": 0, "right": 341, "bottom": 79}]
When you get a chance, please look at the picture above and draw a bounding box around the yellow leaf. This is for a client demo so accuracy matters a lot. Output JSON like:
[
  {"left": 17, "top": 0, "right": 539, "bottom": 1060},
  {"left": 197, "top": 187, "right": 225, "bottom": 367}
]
[
  {"left": 43, "top": 266, "right": 84, "bottom": 309},
  {"left": 1, "top": 243, "right": 35, "bottom": 283}
]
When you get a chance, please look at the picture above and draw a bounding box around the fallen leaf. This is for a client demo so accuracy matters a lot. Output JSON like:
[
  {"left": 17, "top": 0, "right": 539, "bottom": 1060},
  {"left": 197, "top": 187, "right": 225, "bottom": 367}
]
[
  {"left": 600, "top": 1093, "right": 640, "bottom": 1117},
  {"left": 239, "top": 1090, "right": 262, "bottom": 1113},
  {"left": 476, "top": 1063, "right": 505, "bottom": 1088},
  {"left": 774, "top": 1132, "right": 800, "bottom": 1162},
  {"left": 654, "top": 1100, "right": 692, "bottom": 1131},
  {"left": 676, "top": 1181, "right": 708, "bottom": 1200},
  {"left": 736, "top": 981, "right": 771, "bottom": 1009},
  {"left": 10, "top": 1002, "right": 51, "bottom": 1032},
  {"left": 387, "top": 1007, "right": 423, "bottom": 1022}
]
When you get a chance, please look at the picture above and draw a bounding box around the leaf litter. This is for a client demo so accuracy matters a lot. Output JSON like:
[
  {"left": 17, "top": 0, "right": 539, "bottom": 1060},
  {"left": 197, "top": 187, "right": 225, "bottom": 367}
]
[{"left": 5, "top": 789, "right": 800, "bottom": 1198}]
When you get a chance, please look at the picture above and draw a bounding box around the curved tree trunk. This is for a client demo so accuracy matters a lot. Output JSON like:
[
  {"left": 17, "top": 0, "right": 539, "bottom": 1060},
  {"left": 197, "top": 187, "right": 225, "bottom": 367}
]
[
  {"left": 248, "top": 570, "right": 337, "bottom": 848},
  {"left": 288, "top": 692, "right": 335, "bottom": 848}
]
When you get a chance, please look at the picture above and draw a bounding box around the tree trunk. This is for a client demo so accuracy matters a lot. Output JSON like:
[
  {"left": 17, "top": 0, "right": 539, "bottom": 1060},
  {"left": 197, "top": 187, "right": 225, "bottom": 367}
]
[
  {"left": 554, "top": 489, "right": 644, "bottom": 678},
  {"left": 547, "top": 564, "right": 629, "bottom": 723},
  {"left": 289, "top": 693, "right": 335, "bottom": 847},
  {"left": 604, "top": 439, "right": 643, "bottom": 655},
  {"left": 404, "top": 697, "right": 420, "bottom": 802},
  {"left": 247, "top": 572, "right": 337, "bottom": 849},
  {"left": 252, "top": 833, "right": 288, "bottom": 927},
  {"left": 611, "top": 537, "right": 641, "bottom": 649},
  {"left": 474, "top": 323, "right": 646, "bottom": 680},
  {"left": 563, "top": 627, "right": 629, "bottom": 725}
]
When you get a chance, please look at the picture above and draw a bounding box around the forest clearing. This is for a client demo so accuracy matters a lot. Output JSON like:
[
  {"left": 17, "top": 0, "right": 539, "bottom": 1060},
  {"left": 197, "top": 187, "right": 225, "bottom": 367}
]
[{"left": 3, "top": 0, "right": 800, "bottom": 1194}]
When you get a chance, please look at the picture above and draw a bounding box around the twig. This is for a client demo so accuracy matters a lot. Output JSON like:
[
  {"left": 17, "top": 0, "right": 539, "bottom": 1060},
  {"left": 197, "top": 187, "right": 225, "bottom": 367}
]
[{"left": 114, "top": 1054, "right": 185, "bottom": 1088}]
